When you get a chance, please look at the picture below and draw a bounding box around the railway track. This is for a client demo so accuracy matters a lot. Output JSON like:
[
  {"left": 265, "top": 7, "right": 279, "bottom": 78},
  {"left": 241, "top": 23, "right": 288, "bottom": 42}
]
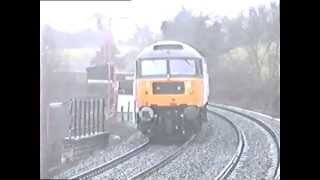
[
  {"left": 208, "top": 103, "right": 280, "bottom": 180},
  {"left": 205, "top": 109, "right": 245, "bottom": 180},
  {"left": 70, "top": 139, "right": 151, "bottom": 180},
  {"left": 70, "top": 104, "right": 279, "bottom": 180},
  {"left": 128, "top": 134, "right": 197, "bottom": 180},
  {"left": 71, "top": 134, "right": 197, "bottom": 180}
]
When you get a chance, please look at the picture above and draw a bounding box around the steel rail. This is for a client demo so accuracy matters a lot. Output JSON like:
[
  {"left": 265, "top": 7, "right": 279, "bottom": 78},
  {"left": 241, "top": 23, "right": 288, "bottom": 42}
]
[
  {"left": 128, "top": 134, "right": 197, "bottom": 180},
  {"left": 206, "top": 109, "right": 245, "bottom": 180},
  {"left": 70, "top": 139, "right": 151, "bottom": 180},
  {"left": 209, "top": 103, "right": 280, "bottom": 180}
]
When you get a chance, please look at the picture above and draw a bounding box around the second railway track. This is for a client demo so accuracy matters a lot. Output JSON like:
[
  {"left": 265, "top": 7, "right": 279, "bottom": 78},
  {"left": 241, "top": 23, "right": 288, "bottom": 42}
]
[
  {"left": 208, "top": 103, "right": 280, "bottom": 180},
  {"left": 70, "top": 104, "right": 279, "bottom": 180},
  {"left": 206, "top": 109, "right": 245, "bottom": 180}
]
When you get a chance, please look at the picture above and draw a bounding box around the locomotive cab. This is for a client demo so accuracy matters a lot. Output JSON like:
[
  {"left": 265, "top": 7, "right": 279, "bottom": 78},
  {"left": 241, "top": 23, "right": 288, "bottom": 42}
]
[{"left": 134, "top": 41, "right": 209, "bottom": 138}]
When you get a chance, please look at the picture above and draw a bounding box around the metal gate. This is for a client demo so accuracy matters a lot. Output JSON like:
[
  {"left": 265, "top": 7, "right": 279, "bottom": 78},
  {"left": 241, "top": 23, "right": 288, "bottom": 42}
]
[{"left": 68, "top": 97, "right": 108, "bottom": 139}]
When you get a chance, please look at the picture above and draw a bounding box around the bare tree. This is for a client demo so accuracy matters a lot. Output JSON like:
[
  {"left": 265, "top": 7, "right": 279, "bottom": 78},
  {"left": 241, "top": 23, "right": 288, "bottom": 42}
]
[{"left": 160, "top": 3, "right": 279, "bottom": 116}]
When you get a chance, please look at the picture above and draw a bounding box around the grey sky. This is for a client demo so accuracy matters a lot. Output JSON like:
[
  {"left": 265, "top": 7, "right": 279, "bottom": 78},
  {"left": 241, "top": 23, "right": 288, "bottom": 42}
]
[{"left": 40, "top": 0, "right": 279, "bottom": 42}]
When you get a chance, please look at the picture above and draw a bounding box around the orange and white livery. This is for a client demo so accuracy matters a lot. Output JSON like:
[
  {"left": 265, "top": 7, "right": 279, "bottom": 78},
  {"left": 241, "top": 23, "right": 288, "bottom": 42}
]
[{"left": 134, "top": 41, "right": 210, "bottom": 139}]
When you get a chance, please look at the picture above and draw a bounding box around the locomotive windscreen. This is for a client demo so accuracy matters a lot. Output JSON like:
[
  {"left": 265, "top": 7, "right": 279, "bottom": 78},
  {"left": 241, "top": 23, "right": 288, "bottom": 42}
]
[
  {"left": 169, "top": 59, "right": 196, "bottom": 75},
  {"left": 137, "top": 58, "right": 201, "bottom": 77},
  {"left": 140, "top": 59, "right": 167, "bottom": 76}
]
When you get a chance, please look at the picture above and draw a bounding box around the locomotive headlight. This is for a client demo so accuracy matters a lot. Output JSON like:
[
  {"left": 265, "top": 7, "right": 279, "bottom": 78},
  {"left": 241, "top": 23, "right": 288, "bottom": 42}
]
[
  {"left": 146, "top": 81, "right": 152, "bottom": 90},
  {"left": 185, "top": 80, "right": 193, "bottom": 94},
  {"left": 139, "top": 107, "right": 154, "bottom": 122},
  {"left": 145, "top": 81, "right": 151, "bottom": 89},
  {"left": 145, "top": 82, "right": 151, "bottom": 94}
]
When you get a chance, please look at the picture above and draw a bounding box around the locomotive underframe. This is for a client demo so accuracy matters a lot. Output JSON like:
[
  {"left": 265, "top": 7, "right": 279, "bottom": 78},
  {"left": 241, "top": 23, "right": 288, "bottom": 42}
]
[{"left": 137, "top": 105, "right": 207, "bottom": 138}]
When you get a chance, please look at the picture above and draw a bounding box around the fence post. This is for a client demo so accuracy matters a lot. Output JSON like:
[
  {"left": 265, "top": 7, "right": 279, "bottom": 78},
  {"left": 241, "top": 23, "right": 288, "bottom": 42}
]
[
  {"left": 79, "top": 100, "right": 82, "bottom": 137},
  {"left": 83, "top": 99, "right": 87, "bottom": 136},
  {"left": 127, "top": 101, "right": 130, "bottom": 122},
  {"left": 98, "top": 99, "right": 103, "bottom": 132},
  {"left": 133, "top": 100, "right": 136, "bottom": 124},
  {"left": 88, "top": 98, "right": 92, "bottom": 135},
  {"left": 74, "top": 99, "right": 77, "bottom": 137},
  {"left": 121, "top": 106, "right": 124, "bottom": 122},
  {"left": 92, "top": 98, "right": 96, "bottom": 134},
  {"left": 69, "top": 99, "right": 73, "bottom": 139},
  {"left": 102, "top": 99, "right": 105, "bottom": 132}
]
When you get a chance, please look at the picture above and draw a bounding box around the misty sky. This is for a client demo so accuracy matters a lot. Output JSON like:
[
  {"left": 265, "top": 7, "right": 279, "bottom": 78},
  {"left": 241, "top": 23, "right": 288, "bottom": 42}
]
[{"left": 40, "top": 0, "right": 279, "bottom": 43}]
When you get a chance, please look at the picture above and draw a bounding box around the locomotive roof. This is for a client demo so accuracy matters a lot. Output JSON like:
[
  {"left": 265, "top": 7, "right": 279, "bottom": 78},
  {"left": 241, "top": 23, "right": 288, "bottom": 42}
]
[{"left": 136, "top": 41, "right": 203, "bottom": 60}]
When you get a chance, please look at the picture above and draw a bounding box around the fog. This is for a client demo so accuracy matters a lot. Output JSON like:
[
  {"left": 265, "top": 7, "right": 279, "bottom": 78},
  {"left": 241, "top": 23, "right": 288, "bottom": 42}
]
[{"left": 41, "top": 0, "right": 279, "bottom": 179}]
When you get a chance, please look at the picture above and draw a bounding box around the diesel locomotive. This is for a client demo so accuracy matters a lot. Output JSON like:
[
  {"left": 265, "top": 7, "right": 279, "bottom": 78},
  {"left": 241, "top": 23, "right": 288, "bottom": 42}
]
[{"left": 134, "top": 41, "right": 210, "bottom": 138}]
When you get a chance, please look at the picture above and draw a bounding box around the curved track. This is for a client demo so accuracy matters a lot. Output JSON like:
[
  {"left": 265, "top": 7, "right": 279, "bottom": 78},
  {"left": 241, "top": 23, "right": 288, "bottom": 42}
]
[
  {"left": 70, "top": 133, "right": 197, "bottom": 180},
  {"left": 70, "top": 139, "right": 151, "bottom": 180},
  {"left": 129, "top": 134, "right": 197, "bottom": 180},
  {"left": 205, "top": 109, "right": 245, "bottom": 180},
  {"left": 70, "top": 104, "right": 279, "bottom": 180},
  {"left": 209, "top": 103, "right": 280, "bottom": 180}
]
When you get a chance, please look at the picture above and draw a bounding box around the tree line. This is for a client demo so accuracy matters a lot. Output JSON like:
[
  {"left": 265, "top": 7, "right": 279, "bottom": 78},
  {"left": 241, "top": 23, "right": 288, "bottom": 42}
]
[
  {"left": 41, "top": 2, "right": 280, "bottom": 117},
  {"left": 157, "top": 2, "right": 279, "bottom": 116}
]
